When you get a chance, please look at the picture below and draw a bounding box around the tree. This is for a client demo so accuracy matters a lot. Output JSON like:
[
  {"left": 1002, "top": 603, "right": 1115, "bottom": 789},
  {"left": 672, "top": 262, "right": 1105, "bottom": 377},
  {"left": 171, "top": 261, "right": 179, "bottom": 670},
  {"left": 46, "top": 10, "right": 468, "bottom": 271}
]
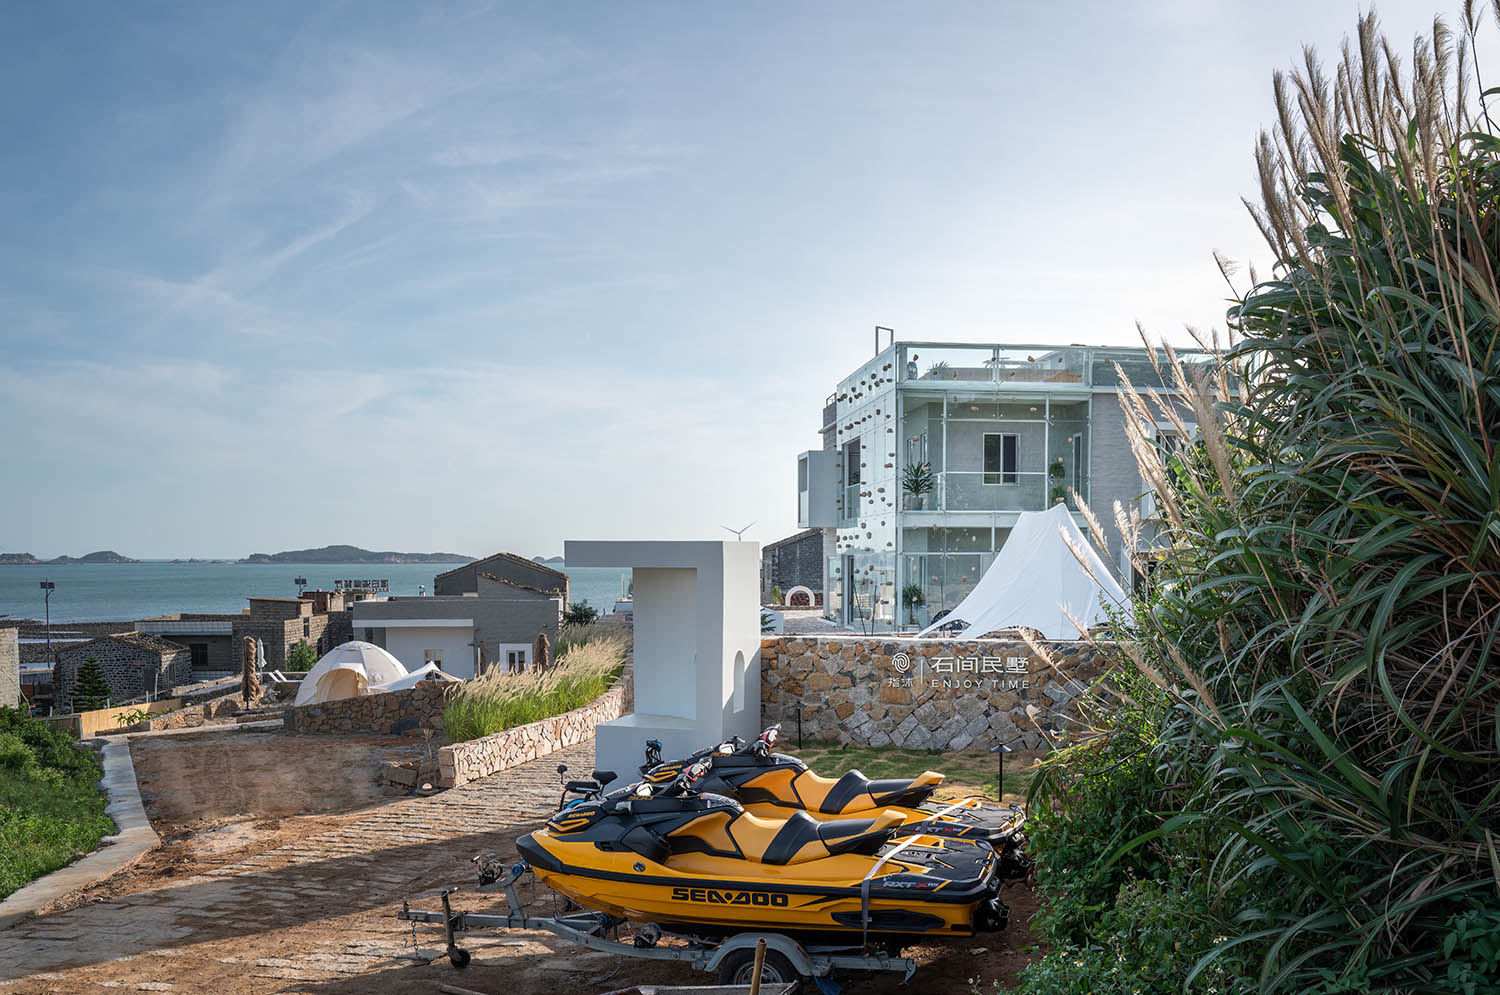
[
  {"left": 284, "top": 641, "right": 319, "bottom": 672},
  {"left": 562, "top": 601, "right": 599, "bottom": 627},
  {"left": 71, "top": 657, "right": 112, "bottom": 712}
]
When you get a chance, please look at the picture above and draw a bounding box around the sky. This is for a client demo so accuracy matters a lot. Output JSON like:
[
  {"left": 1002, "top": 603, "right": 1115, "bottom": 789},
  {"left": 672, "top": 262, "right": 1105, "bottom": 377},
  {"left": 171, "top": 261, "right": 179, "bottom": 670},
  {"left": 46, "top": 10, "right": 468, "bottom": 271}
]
[{"left": 0, "top": 1, "right": 1474, "bottom": 559}]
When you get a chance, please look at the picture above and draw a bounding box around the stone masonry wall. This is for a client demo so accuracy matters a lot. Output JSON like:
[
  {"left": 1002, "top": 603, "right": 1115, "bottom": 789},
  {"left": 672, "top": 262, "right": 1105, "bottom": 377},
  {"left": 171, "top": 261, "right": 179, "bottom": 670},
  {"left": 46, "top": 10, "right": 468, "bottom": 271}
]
[
  {"left": 0, "top": 628, "right": 18, "bottom": 708},
  {"left": 438, "top": 676, "right": 629, "bottom": 789},
  {"left": 54, "top": 640, "right": 192, "bottom": 713},
  {"left": 760, "top": 635, "right": 1109, "bottom": 750},
  {"left": 281, "top": 681, "right": 454, "bottom": 736}
]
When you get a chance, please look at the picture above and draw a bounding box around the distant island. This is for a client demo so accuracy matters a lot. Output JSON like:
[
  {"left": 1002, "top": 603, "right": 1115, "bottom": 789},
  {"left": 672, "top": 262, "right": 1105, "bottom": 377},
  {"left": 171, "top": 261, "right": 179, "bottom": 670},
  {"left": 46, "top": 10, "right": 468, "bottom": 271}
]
[
  {"left": 0, "top": 550, "right": 138, "bottom": 565},
  {"left": 533, "top": 555, "right": 564, "bottom": 564},
  {"left": 240, "top": 544, "right": 476, "bottom": 564}
]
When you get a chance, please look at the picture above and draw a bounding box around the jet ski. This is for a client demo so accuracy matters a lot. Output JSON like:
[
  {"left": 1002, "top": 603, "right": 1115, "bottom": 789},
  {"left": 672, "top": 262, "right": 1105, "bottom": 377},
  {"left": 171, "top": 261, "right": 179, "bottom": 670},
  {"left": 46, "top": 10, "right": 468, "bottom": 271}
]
[
  {"left": 514, "top": 760, "right": 1010, "bottom": 941},
  {"left": 638, "top": 727, "right": 1031, "bottom": 881}
]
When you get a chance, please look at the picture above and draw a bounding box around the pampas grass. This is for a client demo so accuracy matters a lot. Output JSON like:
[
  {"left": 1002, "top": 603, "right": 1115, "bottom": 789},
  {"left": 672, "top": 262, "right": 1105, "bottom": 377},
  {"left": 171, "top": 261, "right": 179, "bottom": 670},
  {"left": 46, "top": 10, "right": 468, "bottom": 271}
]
[{"left": 443, "top": 632, "right": 627, "bottom": 743}]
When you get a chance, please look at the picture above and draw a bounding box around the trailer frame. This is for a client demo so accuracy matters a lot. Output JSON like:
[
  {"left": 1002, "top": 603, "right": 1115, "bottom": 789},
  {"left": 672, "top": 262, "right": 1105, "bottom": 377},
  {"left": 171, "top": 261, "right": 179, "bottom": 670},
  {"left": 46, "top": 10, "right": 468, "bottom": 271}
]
[{"left": 395, "top": 863, "right": 917, "bottom": 984}]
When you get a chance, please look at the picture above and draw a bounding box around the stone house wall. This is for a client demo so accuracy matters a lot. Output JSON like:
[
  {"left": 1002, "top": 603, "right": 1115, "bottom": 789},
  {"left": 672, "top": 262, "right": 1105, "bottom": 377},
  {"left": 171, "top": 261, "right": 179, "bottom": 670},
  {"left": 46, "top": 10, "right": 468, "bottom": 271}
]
[
  {"left": 0, "top": 628, "right": 17, "bottom": 708},
  {"left": 53, "top": 637, "right": 193, "bottom": 713},
  {"left": 232, "top": 602, "right": 351, "bottom": 668},
  {"left": 762, "top": 530, "right": 824, "bottom": 603},
  {"left": 759, "top": 635, "right": 1109, "bottom": 750},
  {"left": 281, "top": 681, "right": 455, "bottom": 736}
]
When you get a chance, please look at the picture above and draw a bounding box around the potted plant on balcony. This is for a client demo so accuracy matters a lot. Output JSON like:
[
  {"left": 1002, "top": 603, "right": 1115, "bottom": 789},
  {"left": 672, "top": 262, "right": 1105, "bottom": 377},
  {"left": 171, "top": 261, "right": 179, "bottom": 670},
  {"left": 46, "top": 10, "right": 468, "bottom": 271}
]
[
  {"left": 902, "top": 462, "right": 934, "bottom": 510},
  {"left": 901, "top": 583, "right": 927, "bottom": 626},
  {"left": 1049, "top": 457, "right": 1066, "bottom": 505}
]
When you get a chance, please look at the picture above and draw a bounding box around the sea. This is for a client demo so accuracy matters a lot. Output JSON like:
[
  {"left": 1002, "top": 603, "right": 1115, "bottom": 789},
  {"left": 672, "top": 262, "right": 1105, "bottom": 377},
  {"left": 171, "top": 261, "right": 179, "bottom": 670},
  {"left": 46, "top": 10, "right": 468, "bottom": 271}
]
[{"left": 0, "top": 562, "right": 630, "bottom": 624}]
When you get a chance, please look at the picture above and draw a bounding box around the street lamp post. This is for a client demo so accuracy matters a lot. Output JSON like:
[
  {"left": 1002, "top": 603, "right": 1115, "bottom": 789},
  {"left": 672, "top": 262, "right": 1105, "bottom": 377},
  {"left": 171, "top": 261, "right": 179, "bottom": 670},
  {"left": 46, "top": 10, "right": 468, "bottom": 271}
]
[
  {"left": 991, "top": 741, "right": 1014, "bottom": 800},
  {"left": 39, "top": 581, "right": 55, "bottom": 668}
]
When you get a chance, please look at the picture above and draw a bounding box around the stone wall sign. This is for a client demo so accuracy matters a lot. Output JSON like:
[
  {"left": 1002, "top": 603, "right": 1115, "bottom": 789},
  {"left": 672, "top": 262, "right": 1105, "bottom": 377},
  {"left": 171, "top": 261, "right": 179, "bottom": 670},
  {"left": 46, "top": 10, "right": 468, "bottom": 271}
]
[{"left": 759, "top": 636, "right": 1108, "bottom": 751}]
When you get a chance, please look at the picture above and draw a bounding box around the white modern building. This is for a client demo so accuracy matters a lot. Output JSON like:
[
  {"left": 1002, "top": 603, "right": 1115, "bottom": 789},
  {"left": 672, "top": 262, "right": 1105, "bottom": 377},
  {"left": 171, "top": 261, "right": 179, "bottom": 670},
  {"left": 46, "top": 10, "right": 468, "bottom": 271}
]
[{"left": 798, "top": 339, "right": 1204, "bottom": 631}]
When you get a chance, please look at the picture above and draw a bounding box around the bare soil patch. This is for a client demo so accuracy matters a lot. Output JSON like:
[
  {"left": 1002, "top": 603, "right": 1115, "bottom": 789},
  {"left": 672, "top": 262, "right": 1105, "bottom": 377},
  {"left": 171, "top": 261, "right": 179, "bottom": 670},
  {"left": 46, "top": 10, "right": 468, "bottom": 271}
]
[{"left": 129, "top": 728, "right": 424, "bottom": 827}]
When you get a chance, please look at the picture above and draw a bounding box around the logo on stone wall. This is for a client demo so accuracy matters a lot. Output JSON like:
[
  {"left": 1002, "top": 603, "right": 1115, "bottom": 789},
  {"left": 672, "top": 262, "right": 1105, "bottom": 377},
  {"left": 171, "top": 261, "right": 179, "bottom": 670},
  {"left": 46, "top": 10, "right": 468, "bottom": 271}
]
[{"left": 884, "top": 653, "right": 1031, "bottom": 691}]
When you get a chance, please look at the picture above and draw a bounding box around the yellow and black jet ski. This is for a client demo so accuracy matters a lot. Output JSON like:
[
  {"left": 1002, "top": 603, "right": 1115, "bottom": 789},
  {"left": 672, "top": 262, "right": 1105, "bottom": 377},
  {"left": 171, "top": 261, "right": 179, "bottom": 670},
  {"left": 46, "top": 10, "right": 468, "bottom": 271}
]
[
  {"left": 638, "top": 727, "right": 1030, "bottom": 881},
  {"left": 514, "top": 760, "right": 1010, "bottom": 941}
]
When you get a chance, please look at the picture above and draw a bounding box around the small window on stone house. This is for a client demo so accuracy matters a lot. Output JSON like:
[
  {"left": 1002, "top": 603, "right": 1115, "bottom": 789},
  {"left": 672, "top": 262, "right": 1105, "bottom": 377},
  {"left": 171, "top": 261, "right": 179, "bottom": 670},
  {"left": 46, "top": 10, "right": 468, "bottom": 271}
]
[{"left": 303, "top": 618, "right": 310, "bottom": 638}]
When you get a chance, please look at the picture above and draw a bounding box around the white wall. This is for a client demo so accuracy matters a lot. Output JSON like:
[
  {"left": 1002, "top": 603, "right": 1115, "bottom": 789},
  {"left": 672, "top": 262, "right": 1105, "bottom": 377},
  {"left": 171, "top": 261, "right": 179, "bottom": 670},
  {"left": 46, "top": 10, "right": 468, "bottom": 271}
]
[
  {"left": 632, "top": 567, "right": 699, "bottom": 719},
  {"left": 381, "top": 626, "right": 476, "bottom": 679}
]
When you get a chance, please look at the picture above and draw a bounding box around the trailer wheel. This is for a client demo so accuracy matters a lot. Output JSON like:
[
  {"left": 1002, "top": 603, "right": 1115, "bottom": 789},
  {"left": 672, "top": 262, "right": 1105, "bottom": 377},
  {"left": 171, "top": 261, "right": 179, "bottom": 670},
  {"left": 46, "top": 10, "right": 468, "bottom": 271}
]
[
  {"left": 448, "top": 947, "right": 471, "bottom": 969},
  {"left": 718, "top": 947, "right": 799, "bottom": 984}
]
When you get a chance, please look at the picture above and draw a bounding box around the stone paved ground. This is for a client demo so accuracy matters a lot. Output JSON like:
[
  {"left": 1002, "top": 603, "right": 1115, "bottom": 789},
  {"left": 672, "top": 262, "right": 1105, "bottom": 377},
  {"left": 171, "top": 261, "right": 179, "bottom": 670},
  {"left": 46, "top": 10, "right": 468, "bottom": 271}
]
[{"left": 0, "top": 741, "right": 661, "bottom": 994}]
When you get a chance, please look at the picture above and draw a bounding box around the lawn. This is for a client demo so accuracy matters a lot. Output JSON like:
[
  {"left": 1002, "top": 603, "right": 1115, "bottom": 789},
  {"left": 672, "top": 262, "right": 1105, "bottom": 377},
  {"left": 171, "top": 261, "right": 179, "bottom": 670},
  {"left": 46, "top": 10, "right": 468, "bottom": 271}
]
[
  {"left": 791, "top": 739, "right": 1040, "bottom": 803},
  {"left": 0, "top": 707, "right": 115, "bottom": 900}
]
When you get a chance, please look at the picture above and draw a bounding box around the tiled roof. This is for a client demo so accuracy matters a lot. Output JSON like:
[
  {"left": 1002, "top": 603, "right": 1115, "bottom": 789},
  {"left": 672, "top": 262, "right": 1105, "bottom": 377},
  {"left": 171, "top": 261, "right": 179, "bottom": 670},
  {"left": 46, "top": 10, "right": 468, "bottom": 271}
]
[
  {"left": 435, "top": 551, "right": 567, "bottom": 585},
  {"left": 477, "top": 573, "right": 564, "bottom": 598},
  {"left": 63, "top": 631, "right": 189, "bottom": 657},
  {"left": 763, "top": 528, "right": 822, "bottom": 552}
]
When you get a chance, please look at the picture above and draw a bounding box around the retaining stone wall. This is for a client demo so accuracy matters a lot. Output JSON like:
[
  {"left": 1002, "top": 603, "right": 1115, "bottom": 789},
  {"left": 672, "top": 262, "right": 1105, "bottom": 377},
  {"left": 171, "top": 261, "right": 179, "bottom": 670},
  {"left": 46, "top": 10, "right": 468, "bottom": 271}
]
[
  {"left": 281, "top": 681, "right": 453, "bottom": 736},
  {"left": 439, "top": 676, "right": 629, "bottom": 789},
  {"left": 0, "top": 629, "right": 17, "bottom": 708},
  {"left": 760, "top": 636, "right": 1110, "bottom": 751}
]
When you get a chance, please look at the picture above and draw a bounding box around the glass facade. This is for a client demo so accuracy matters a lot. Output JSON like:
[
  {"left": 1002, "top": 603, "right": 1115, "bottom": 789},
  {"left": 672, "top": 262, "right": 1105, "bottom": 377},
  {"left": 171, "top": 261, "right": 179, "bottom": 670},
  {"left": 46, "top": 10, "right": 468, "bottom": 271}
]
[{"left": 821, "top": 341, "right": 1206, "bottom": 631}]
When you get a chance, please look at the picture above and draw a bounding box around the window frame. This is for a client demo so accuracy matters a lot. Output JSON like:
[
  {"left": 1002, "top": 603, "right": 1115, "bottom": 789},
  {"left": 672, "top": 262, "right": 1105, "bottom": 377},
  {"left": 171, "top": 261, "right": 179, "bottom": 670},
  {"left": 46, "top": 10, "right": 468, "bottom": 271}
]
[{"left": 982, "top": 432, "right": 1019, "bottom": 485}]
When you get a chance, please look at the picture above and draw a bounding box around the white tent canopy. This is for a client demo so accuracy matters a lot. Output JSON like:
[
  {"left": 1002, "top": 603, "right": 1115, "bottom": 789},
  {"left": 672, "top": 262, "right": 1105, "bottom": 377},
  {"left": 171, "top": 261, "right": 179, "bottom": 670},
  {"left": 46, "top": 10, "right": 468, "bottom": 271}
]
[
  {"left": 371, "top": 662, "right": 461, "bottom": 693},
  {"left": 917, "top": 502, "right": 1130, "bottom": 640},
  {"left": 294, "top": 641, "right": 409, "bottom": 706}
]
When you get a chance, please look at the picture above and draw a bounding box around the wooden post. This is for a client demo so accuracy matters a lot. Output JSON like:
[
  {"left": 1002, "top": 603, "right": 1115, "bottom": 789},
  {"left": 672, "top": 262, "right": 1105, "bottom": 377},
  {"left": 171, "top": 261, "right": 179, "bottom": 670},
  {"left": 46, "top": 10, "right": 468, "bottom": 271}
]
[
  {"left": 241, "top": 636, "right": 259, "bottom": 705},
  {"left": 750, "top": 936, "right": 767, "bottom": 995}
]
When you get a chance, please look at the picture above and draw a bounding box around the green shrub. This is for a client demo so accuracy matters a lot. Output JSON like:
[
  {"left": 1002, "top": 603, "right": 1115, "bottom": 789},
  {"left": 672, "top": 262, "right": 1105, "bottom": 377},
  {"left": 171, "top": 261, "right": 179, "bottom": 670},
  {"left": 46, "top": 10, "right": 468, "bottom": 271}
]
[
  {"left": 283, "top": 641, "right": 319, "bottom": 672},
  {"left": 1009, "top": 14, "right": 1500, "bottom": 993},
  {"left": 0, "top": 707, "right": 113, "bottom": 899},
  {"left": 562, "top": 601, "right": 600, "bottom": 627},
  {"left": 443, "top": 634, "right": 626, "bottom": 743}
]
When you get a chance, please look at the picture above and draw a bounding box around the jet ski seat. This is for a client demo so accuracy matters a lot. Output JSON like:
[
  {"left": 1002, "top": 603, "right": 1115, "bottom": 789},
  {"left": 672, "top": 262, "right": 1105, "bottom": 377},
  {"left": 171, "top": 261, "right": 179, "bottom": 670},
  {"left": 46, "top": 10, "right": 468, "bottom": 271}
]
[
  {"left": 742, "top": 768, "right": 945, "bottom": 815},
  {"left": 730, "top": 808, "right": 906, "bottom": 865},
  {"left": 669, "top": 806, "right": 907, "bottom": 865}
]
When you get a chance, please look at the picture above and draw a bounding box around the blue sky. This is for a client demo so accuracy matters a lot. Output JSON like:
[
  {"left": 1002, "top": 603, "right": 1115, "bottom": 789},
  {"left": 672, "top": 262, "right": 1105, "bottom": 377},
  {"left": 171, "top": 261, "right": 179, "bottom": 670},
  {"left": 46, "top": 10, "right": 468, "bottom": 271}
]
[{"left": 0, "top": 1, "right": 1469, "bottom": 558}]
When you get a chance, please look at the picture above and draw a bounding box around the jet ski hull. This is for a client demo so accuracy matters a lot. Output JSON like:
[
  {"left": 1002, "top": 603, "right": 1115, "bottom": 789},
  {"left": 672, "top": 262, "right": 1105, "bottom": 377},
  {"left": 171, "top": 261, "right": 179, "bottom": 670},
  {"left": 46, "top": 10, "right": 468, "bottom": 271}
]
[{"left": 516, "top": 829, "right": 1004, "bottom": 939}]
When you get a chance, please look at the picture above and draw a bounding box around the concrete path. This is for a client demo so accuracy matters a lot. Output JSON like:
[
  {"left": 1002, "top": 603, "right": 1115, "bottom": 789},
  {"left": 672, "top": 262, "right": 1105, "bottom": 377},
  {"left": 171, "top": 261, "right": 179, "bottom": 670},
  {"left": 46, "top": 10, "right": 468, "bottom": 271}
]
[
  {"left": 0, "top": 739, "right": 596, "bottom": 990},
  {"left": 0, "top": 735, "right": 160, "bottom": 931}
]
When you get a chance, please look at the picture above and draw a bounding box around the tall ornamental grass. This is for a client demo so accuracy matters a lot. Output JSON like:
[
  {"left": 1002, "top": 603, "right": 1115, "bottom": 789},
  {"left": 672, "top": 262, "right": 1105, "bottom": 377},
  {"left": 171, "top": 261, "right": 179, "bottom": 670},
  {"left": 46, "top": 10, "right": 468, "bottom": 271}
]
[
  {"left": 1017, "top": 9, "right": 1500, "bottom": 995},
  {"left": 443, "top": 632, "right": 627, "bottom": 743}
]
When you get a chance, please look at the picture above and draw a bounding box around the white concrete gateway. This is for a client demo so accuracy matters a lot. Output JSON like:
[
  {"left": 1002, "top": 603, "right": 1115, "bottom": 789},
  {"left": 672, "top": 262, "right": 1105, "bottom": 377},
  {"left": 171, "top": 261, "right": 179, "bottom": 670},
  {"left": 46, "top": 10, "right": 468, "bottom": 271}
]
[{"left": 564, "top": 540, "right": 761, "bottom": 775}]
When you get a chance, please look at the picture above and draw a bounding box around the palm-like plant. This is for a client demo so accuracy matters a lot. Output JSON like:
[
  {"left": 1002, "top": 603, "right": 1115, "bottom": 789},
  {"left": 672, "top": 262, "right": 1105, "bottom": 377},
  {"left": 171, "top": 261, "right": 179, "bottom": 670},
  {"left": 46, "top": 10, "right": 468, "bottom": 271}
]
[{"left": 1028, "top": 11, "right": 1500, "bottom": 993}]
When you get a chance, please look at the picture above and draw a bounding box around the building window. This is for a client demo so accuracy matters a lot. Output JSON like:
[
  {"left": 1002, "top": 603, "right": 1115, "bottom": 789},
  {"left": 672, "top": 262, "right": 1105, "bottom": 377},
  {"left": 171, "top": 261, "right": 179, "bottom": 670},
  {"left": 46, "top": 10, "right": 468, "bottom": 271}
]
[
  {"left": 363, "top": 628, "right": 374, "bottom": 642},
  {"left": 841, "top": 439, "right": 861, "bottom": 521},
  {"left": 302, "top": 618, "right": 310, "bottom": 638},
  {"left": 984, "top": 433, "right": 1018, "bottom": 484},
  {"left": 507, "top": 649, "right": 527, "bottom": 671},
  {"left": 189, "top": 643, "right": 208, "bottom": 669},
  {"left": 424, "top": 650, "right": 442, "bottom": 665}
]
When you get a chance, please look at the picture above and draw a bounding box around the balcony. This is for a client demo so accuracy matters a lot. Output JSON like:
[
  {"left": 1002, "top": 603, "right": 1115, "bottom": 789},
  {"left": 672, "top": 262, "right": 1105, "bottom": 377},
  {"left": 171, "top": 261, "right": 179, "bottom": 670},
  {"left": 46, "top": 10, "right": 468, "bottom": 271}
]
[
  {"left": 903, "top": 468, "right": 1087, "bottom": 514},
  {"left": 896, "top": 344, "right": 1091, "bottom": 386}
]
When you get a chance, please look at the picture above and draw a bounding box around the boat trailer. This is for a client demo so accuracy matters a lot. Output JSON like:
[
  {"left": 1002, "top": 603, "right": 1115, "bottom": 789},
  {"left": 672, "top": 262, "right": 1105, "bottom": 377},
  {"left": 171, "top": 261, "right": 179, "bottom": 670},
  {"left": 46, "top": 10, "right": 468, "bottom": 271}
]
[{"left": 396, "top": 859, "right": 917, "bottom": 986}]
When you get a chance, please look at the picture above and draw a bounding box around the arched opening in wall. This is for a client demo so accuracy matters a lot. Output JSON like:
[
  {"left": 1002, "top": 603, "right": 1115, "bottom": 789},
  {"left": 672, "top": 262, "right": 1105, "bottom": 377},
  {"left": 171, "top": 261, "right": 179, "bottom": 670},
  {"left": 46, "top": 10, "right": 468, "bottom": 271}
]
[
  {"left": 786, "top": 585, "right": 814, "bottom": 608},
  {"left": 731, "top": 650, "right": 746, "bottom": 712}
]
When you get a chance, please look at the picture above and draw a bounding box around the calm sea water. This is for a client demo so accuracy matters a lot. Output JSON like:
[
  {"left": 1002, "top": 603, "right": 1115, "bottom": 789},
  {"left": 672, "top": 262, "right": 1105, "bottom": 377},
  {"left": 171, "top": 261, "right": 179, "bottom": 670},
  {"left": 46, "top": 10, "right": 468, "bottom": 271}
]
[{"left": 0, "top": 562, "right": 630, "bottom": 623}]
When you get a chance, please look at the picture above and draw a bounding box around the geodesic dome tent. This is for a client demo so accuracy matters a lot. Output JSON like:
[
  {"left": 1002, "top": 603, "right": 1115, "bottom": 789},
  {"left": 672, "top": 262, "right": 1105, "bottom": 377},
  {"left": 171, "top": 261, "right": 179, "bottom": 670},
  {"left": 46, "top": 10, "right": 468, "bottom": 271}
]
[{"left": 293, "top": 640, "right": 408, "bottom": 706}]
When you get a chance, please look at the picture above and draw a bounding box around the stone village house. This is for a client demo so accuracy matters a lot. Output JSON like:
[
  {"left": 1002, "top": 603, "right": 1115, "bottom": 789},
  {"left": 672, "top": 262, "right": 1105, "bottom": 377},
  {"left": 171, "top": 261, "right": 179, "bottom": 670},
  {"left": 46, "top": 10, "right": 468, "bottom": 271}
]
[{"left": 53, "top": 632, "right": 192, "bottom": 712}]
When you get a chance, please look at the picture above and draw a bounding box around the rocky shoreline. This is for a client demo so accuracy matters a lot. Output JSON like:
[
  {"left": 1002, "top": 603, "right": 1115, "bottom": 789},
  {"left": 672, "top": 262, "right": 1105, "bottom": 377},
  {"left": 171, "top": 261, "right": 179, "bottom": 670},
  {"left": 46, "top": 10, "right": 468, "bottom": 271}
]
[{"left": 0, "top": 618, "right": 134, "bottom": 662}]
